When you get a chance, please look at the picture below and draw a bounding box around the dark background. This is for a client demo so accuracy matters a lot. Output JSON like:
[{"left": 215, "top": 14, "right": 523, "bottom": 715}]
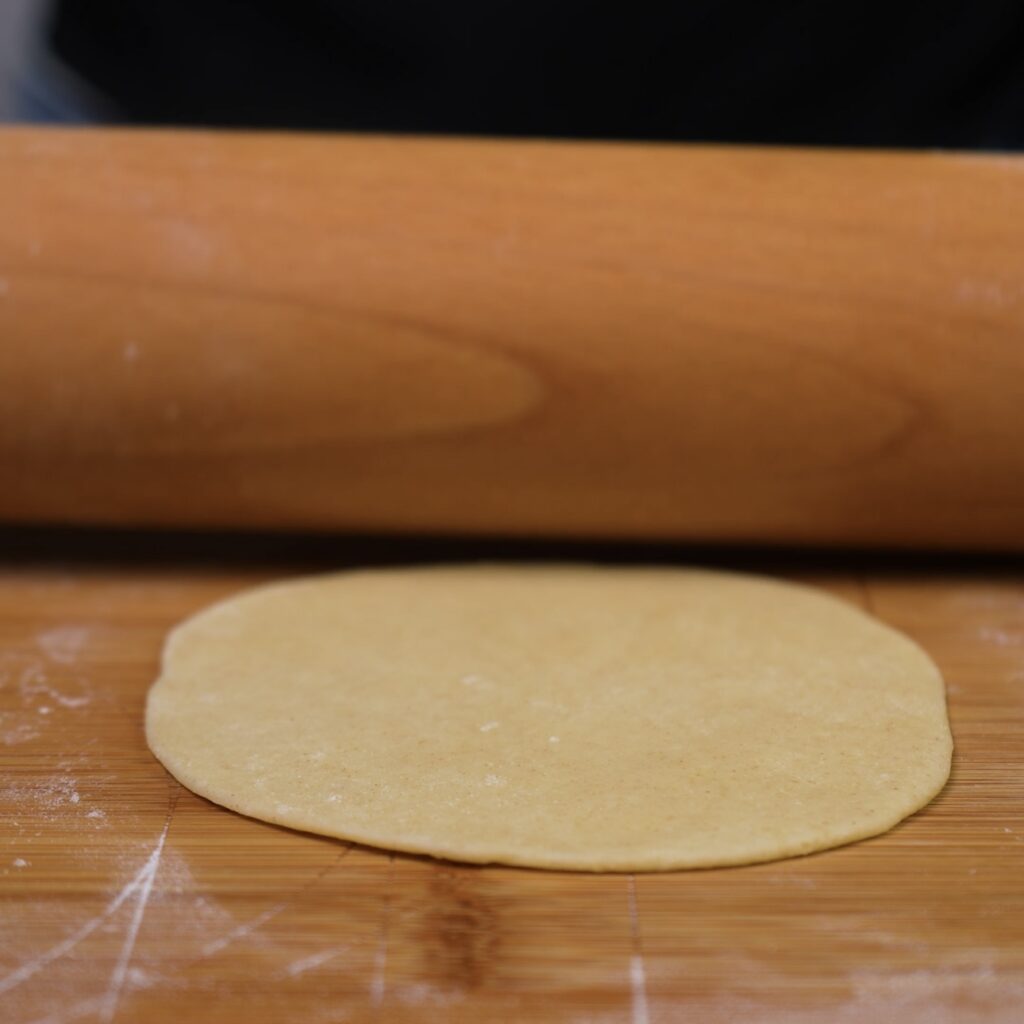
[{"left": 45, "top": 0, "right": 1024, "bottom": 148}]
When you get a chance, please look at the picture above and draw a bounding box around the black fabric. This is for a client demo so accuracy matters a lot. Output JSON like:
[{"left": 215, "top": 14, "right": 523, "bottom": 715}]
[{"left": 49, "top": 0, "right": 1024, "bottom": 148}]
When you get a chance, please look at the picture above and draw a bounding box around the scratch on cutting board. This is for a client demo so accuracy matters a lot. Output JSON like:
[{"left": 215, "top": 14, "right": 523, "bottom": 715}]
[
  {"left": 284, "top": 946, "right": 347, "bottom": 978},
  {"left": 26, "top": 994, "right": 108, "bottom": 1024},
  {"left": 370, "top": 854, "right": 394, "bottom": 1006},
  {"left": 8, "top": 831, "right": 349, "bottom": 1020},
  {"left": 0, "top": 817, "right": 170, "bottom": 1000},
  {"left": 200, "top": 904, "right": 287, "bottom": 957},
  {"left": 201, "top": 842, "right": 352, "bottom": 959},
  {"left": 626, "top": 876, "right": 651, "bottom": 1024},
  {"left": 98, "top": 819, "right": 170, "bottom": 1023}
]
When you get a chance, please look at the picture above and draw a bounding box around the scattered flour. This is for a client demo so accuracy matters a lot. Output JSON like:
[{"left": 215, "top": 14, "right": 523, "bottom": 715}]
[
  {"left": 37, "top": 626, "right": 92, "bottom": 665},
  {"left": 19, "top": 663, "right": 93, "bottom": 710},
  {"left": 0, "top": 775, "right": 84, "bottom": 819},
  {"left": 977, "top": 626, "right": 1024, "bottom": 648},
  {"left": 1, "top": 721, "right": 41, "bottom": 746}
]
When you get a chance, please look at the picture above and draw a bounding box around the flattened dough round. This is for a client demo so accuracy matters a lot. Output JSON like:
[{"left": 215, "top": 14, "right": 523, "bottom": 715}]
[{"left": 146, "top": 566, "right": 952, "bottom": 871}]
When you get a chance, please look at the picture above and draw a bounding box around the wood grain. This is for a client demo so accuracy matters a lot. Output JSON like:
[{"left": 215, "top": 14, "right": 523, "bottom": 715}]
[
  {"left": 1, "top": 128, "right": 1023, "bottom": 548},
  {"left": 1, "top": 542, "right": 1022, "bottom": 1022}
]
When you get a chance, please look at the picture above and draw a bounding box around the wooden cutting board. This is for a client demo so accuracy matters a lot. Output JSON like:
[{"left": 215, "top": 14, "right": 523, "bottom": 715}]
[{"left": 1, "top": 535, "right": 1022, "bottom": 1023}]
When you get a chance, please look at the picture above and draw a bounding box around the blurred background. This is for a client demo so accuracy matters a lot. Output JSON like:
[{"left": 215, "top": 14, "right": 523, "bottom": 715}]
[{"left": 2, "top": 0, "right": 1023, "bottom": 147}]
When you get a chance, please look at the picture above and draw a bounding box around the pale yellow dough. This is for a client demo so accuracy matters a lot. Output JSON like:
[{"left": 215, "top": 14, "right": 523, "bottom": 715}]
[{"left": 146, "top": 566, "right": 952, "bottom": 871}]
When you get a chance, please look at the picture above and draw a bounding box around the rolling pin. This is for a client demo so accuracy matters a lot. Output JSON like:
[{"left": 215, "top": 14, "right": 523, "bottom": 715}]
[{"left": 0, "top": 127, "right": 1022, "bottom": 549}]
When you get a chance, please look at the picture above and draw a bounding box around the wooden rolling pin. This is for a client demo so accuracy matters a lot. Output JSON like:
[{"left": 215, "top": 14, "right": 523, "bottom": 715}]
[{"left": 0, "top": 127, "right": 1022, "bottom": 548}]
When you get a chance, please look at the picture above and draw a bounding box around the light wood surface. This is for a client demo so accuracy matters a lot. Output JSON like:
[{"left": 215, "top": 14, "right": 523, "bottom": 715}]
[
  {"left": 1, "top": 536, "right": 1022, "bottom": 1023},
  {"left": 1, "top": 128, "right": 1023, "bottom": 549}
]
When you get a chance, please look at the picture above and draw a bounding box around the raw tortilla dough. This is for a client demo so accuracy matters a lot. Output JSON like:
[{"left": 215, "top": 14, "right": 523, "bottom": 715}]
[{"left": 147, "top": 566, "right": 952, "bottom": 871}]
